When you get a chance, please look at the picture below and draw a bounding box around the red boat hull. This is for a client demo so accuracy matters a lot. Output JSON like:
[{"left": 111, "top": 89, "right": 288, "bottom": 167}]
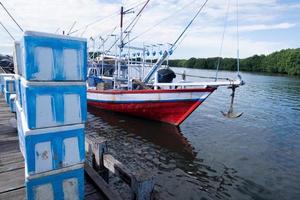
[
  {"left": 88, "top": 100, "right": 203, "bottom": 126},
  {"left": 87, "top": 88, "right": 216, "bottom": 126}
]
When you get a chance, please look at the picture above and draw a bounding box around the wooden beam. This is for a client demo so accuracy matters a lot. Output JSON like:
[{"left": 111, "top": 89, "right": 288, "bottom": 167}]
[
  {"left": 103, "top": 154, "right": 154, "bottom": 200},
  {"left": 85, "top": 135, "right": 109, "bottom": 181},
  {"left": 84, "top": 163, "right": 122, "bottom": 200}
]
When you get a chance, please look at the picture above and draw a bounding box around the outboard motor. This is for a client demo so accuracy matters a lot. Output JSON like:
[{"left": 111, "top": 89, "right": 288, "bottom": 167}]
[{"left": 157, "top": 68, "right": 176, "bottom": 83}]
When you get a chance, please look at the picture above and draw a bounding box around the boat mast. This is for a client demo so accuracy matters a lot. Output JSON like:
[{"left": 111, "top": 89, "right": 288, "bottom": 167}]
[{"left": 118, "top": 6, "right": 124, "bottom": 80}]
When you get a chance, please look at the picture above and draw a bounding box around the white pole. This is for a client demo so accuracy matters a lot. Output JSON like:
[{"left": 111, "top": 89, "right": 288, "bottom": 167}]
[
  {"left": 154, "top": 71, "right": 158, "bottom": 90},
  {"left": 127, "top": 31, "right": 131, "bottom": 89},
  {"left": 142, "top": 44, "right": 145, "bottom": 79},
  {"left": 100, "top": 37, "right": 105, "bottom": 77}
]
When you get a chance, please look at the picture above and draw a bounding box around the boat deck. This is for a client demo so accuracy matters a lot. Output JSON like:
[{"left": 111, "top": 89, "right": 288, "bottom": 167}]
[{"left": 0, "top": 95, "right": 105, "bottom": 200}]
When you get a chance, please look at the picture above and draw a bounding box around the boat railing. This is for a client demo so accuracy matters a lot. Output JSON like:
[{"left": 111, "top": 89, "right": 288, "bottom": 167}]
[{"left": 152, "top": 79, "right": 243, "bottom": 89}]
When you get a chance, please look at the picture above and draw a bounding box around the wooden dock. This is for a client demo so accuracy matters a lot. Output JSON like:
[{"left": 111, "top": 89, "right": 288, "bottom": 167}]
[{"left": 0, "top": 95, "right": 105, "bottom": 200}]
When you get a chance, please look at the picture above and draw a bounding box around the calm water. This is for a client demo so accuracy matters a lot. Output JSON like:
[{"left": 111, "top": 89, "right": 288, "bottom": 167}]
[{"left": 86, "top": 68, "right": 300, "bottom": 200}]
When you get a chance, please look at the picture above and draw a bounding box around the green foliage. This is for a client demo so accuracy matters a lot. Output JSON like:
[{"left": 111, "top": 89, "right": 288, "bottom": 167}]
[{"left": 169, "top": 48, "right": 300, "bottom": 75}]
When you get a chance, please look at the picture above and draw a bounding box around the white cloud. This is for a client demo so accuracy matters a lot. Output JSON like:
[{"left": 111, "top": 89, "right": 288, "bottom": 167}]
[
  {"left": 0, "top": 0, "right": 299, "bottom": 58},
  {"left": 172, "top": 34, "right": 288, "bottom": 59},
  {"left": 239, "top": 23, "right": 296, "bottom": 32}
]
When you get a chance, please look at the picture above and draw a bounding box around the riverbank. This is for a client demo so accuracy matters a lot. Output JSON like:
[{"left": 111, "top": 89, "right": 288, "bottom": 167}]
[{"left": 169, "top": 48, "right": 300, "bottom": 76}]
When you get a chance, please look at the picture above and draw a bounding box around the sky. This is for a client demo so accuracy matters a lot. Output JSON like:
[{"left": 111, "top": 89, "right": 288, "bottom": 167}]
[{"left": 0, "top": 0, "right": 299, "bottom": 59}]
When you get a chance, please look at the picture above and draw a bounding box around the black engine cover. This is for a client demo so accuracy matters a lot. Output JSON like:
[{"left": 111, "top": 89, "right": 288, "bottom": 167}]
[{"left": 157, "top": 68, "right": 176, "bottom": 83}]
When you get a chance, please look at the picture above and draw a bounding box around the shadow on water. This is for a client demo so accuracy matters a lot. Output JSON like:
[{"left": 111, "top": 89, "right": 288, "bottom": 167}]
[
  {"left": 87, "top": 106, "right": 274, "bottom": 200},
  {"left": 87, "top": 106, "right": 197, "bottom": 160}
]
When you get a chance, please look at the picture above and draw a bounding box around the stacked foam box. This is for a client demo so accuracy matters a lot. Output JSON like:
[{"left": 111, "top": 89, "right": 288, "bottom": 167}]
[
  {"left": 0, "top": 74, "right": 13, "bottom": 94},
  {"left": 3, "top": 76, "right": 16, "bottom": 104},
  {"left": 9, "top": 94, "right": 16, "bottom": 113},
  {"left": 14, "top": 31, "right": 87, "bottom": 200}
]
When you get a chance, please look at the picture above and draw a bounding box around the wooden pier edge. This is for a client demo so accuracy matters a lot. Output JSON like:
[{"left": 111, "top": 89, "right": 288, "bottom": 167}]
[
  {"left": 84, "top": 163, "right": 122, "bottom": 200},
  {"left": 85, "top": 135, "right": 155, "bottom": 200}
]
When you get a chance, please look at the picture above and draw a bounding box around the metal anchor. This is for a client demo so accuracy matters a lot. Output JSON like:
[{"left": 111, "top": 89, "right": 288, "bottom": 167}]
[{"left": 221, "top": 84, "right": 243, "bottom": 118}]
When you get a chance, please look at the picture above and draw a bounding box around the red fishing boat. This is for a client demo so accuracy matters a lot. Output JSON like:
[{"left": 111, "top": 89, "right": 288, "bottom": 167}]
[
  {"left": 87, "top": 87, "right": 215, "bottom": 126},
  {"left": 87, "top": 1, "right": 244, "bottom": 126}
]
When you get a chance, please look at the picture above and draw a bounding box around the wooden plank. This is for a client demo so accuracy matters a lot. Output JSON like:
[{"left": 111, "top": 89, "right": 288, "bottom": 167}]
[
  {"left": 0, "top": 131, "right": 18, "bottom": 139},
  {"left": 0, "top": 97, "right": 25, "bottom": 197},
  {"left": 103, "top": 154, "right": 132, "bottom": 185},
  {"left": 0, "top": 150, "right": 23, "bottom": 159},
  {"left": 85, "top": 192, "right": 107, "bottom": 200},
  {"left": 0, "top": 168, "right": 24, "bottom": 193},
  {"left": 0, "top": 151, "right": 23, "bottom": 166},
  {"left": 0, "top": 187, "right": 25, "bottom": 200},
  {"left": 85, "top": 163, "right": 122, "bottom": 200},
  {"left": 85, "top": 177, "right": 99, "bottom": 196},
  {"left": 0, "top": 161, "right": 24, "bottom": 173}
]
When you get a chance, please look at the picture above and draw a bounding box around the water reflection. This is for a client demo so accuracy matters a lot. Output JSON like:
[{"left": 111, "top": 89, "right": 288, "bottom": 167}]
[
  {"left": 88, "top": 106, "right": 196, "bottom": 160},
  {"left": 87, "top": 106, "right": 273, "bottom": 200}
]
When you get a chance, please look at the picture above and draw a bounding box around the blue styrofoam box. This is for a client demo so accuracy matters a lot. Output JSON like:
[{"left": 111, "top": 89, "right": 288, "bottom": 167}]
[
  {"left": 21, "top": 31, "right": 87, "bottom": 81},
  {"left": 20, "top": 77, "right": 87, "bottom": 129},
  {"left": 0, "top": 75, "right": 3, "bottom": 93},
  {"left": 3, "top": 76, "right": 16, "bottom": 93},
  {"left": 15, "top": 75, "right": 22, "bottom": 108},
  {"left": 16, "top": 102, "right": 85, "bottom": 176},
  {"left": 9, "top": 94, "right": 16, "bottom": 113},
  {"left": 0, "top": 74, "right": 13, "bottom": 93},
  {"left": 0, "top": 83, "right": 3, "bottom": 94},
  {"left": 26, "top": 164, "right": 84, "bottom": 200},
  {"left": 0, "top": 73, "right": 14, "bottom": 82},
  {"left": 13, "top": 41, "right": 23, "bottom": 76},
  {"left": 4, "top": 89, "right": 14, "bottom": 104}
]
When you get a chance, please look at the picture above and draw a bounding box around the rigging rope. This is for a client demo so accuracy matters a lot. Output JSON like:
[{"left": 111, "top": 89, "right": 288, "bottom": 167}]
[
  {"left": 69, "top": 0, "right": 148, "bottom": 35},
  {"left": 215, "top": 0, "right": 231, "bottom": 81},
  {"left": 0, "top": 21, "right": 15, "bottom": 40},
  {"left": 172, "top": 29, "right": 188, "bottom": 51},
  {"left": 69, "top": 12, "right": 119, "bottom": 35},
  {"left": 105, "top": 0, "right": 150, "bottom": 53},
  {"left": 0, "top": 1, "right": 23, "bottom": 32},
  {"left": 123, "top": 0, "right": 150, "bottom": 39},
  {"left": 124, "top": 0, "right": 199, "bottom": 45},
  {"left": 67, "top": 21, "right": 77, "bottom": 35},
  {"left": 236, "top": 0, "right": 240, "bottom": 76},
  {"left": 171, "top": 0, "right": 209, "bottom": 50}
]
